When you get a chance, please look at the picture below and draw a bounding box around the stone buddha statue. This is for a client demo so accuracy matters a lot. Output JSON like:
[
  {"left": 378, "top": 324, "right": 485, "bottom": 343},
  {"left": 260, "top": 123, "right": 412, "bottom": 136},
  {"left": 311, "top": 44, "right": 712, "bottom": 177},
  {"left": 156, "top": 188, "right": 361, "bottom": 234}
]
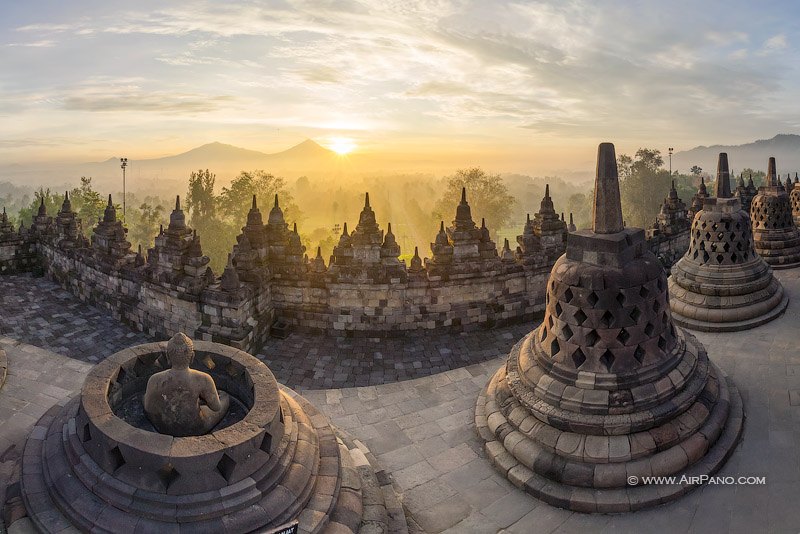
[{"left": 144, "top": 333, "right": 230, "bottom": 436}]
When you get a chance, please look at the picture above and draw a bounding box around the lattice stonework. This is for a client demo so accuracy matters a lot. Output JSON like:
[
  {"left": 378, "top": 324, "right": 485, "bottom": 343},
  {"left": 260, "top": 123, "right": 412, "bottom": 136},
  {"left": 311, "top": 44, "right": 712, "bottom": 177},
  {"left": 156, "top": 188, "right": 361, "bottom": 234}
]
[
  {"left": 751, "top": 193, "right": 795, "bottom": 230},
  {"left": 539, "top": 266, "right": 675, "bottom": 374},
  {"left": 790, "top": 187, "right": 800, "bottom": 225},
  {"left": 685, "top": 212, "right": 752, "bottom": 265}
]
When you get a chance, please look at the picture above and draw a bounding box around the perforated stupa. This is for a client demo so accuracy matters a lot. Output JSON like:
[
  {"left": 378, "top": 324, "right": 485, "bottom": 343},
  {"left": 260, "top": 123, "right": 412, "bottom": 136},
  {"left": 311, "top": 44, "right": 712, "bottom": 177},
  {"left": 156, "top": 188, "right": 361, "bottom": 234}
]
[
  {"left": 475, "top": 143, "right": 743, "bottom": 512},
  {"left": 749, "top": 157, "right": 800, "bottom": 268},
  {"left": 668, "top": 153, "right": 788, "bottom": 331}
]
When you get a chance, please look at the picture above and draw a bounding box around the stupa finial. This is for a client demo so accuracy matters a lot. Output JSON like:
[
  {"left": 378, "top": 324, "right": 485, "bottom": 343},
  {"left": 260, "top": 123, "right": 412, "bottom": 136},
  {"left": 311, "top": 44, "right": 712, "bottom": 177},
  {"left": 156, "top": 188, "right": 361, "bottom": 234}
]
[
  {"left": 591, "top": 142, "right": 623, "bottom": 234},
  {"left": 767, "top": 157, "right": 777, "bottom": 186},
  {"left": 715, "top": 153, "right": 731, "bottom": 198}
]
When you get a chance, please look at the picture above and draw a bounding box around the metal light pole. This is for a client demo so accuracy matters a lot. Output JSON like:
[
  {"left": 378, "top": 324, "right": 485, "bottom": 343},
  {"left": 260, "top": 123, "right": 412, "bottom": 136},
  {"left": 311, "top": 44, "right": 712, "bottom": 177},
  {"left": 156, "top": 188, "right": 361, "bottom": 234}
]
[
  {"left": 120, "top": 157, "right": 128, "bottom": 221},
  {"left": 668, "top": 147, "right": 674, "bottom": 175}
]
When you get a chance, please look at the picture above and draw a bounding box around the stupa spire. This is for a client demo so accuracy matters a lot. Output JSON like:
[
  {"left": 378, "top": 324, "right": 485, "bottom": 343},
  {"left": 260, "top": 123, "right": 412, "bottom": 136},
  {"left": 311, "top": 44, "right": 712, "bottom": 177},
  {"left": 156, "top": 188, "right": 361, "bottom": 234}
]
[
  {"left": 591, "top": 142, "right": 623, "bottom": 233},
  {"left": 767, "top": 157, "right": 777, "bottom": 185},
  {"left": 715, "top": 153, "right": 731, "bottom": 198}
]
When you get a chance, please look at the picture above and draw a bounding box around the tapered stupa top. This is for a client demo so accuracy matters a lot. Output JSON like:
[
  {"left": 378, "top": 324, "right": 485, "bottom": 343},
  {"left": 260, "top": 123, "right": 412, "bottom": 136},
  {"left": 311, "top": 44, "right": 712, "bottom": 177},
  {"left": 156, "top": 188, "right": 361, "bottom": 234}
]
[
  {"left": 103, "top": 194, "right": 117, "bottom": 223},
  {"left": 767, "top": 157, "right": 777, "bottom": 185},
  {"left": 454, "top": 187, "right": 474, "bottom": 226},
  {"left": 591, "top": 142, "right": 623, "bottom": 234},
  {"left": 669, "top": 180, "right": 678, "bottom": 200},
  {"left": 545, "top": 183, "right": 550, "bottom": 199},
  {"left": 715, "top": 153, "right": 731, "bottom": 198},
  {"left": 364, "top": 192, "right": 370, "bottom": 208},
  {"left": 247, "top": 194, "right": 263, "bottom": 226},
  {"left": 342, "top": 222, "right": 349, "bottom": 236},
  {"left": 274, "top": 194, "right": 279, "bottom": 208}
]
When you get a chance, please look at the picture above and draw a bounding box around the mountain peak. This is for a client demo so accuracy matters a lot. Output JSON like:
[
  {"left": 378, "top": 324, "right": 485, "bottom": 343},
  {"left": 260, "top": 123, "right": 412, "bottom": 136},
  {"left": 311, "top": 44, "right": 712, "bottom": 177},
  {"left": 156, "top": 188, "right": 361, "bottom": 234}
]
[{"left": 675, "top": 133, "right": 800, "bottom": 173}]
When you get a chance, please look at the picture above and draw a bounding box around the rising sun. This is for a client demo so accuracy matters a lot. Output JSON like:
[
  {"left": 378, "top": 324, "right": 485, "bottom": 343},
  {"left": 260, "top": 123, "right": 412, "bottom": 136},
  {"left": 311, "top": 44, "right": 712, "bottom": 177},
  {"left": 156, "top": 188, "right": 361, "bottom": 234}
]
[{"left": 327, "top": 137, "right": 357, "bottom": 155}]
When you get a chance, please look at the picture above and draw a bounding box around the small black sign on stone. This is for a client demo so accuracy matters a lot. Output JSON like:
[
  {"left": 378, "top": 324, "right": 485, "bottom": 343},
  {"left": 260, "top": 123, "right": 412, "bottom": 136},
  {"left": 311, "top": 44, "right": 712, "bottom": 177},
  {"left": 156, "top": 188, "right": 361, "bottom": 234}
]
[
  {"left": 265, "top": 520, "right": 299, "bottom": 534},
  {"left": 270, "top": 319, "right": 290, "bottom": 339}
]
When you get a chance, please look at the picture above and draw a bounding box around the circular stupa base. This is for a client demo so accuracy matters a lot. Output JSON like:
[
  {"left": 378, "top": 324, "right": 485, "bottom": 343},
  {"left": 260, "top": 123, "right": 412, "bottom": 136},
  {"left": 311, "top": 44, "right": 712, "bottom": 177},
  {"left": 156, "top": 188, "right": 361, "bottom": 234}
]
[
  {"left": 670, "top": 290, "right": 788, "bottom": 332},
  {"left": 763, "top": 259, "right": 800, "bottom": 270},
  {"left": 475, "top": 332, "right": 744, "bottom": 513},
  {"left": 19, "top": 341, "right": 406, "bottom": 534},
  {"left": 668, "top": 256, "right": 789, "bottom": 333}
]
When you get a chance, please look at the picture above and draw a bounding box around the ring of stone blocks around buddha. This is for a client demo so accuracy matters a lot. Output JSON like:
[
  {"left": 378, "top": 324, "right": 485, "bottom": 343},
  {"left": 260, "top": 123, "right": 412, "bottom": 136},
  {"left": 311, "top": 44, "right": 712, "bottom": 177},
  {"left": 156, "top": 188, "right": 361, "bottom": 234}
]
[
  {"left": 19, "top": 340, "right": 406, "bottom": 533},
  {"left": 750, "top": 157, "right": 800, "bottom": 269},
  {"left": 668, "top": 153, "right": 788, "bottom": 332},
  {"left": 475, "top": 143, "right": 743, "bottom": 513},
  {"left": 0, "top": 176, "right": 692, "bottom": 353}
]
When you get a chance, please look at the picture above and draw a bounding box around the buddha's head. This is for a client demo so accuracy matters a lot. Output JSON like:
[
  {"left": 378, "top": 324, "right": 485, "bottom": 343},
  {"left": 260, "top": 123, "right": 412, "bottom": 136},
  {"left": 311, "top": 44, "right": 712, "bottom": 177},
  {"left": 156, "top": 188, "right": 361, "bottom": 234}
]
[{"left": 167, "top": 332, "right": 194, "bottom": 370}]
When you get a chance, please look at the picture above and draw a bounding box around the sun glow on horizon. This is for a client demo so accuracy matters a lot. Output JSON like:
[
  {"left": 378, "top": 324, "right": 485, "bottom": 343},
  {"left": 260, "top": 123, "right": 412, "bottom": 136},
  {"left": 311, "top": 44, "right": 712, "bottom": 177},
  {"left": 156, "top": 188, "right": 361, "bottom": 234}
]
[{"left": 327, "top": 137, "right": 357, "bottom": 155}]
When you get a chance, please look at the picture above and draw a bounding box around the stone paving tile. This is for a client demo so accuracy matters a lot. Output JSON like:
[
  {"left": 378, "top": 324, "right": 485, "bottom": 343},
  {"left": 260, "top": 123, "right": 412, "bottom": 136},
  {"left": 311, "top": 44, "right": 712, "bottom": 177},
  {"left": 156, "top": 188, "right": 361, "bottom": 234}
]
[
  {"left": 0, "top": 340, "right": 91, "bottom": 522},
  {"left": 0, "top": 275, "right": 151, "bottom": 362}
]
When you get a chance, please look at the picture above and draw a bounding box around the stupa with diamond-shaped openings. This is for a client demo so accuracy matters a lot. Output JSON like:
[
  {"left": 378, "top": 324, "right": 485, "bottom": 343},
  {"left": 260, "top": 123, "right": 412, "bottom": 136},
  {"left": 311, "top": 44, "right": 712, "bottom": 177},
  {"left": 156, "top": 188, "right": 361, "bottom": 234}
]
[
  {"left": 750, "top": 157, "right": 800, "bottom": 268},
  {"left": 669, "top": 153, "right": 788, "bottom": 331},
  {"left": 475, "top": 143, "right": 743, "bottom": 512}
]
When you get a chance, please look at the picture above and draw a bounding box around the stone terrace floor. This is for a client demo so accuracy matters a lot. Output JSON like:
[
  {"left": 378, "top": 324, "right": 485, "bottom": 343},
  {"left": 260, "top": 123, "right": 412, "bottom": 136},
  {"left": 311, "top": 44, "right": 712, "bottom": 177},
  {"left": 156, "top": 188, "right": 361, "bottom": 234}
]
[
  {"left": 2, "top": 271, "right": 800, "bottom": 532},
  {"left": 0, "top": 273, "right": 531, "bottom": 389}
]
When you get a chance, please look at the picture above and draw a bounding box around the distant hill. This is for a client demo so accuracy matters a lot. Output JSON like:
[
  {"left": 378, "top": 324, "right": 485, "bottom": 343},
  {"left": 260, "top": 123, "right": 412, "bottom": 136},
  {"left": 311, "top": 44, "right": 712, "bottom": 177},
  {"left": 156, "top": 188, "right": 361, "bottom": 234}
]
[
  {"left": 0, "top": 139, "right": 347, "bottom": 196},
  {"left": 673, "top": 134, "right": 800, "bottom": 175}
]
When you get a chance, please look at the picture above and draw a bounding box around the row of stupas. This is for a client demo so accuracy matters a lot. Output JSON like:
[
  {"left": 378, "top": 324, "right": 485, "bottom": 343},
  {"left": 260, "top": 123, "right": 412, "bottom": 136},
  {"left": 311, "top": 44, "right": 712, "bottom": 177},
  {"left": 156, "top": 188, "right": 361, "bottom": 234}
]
[
  {"left": 477, "top": 143, "right": 744, "bottom": 512},
  {"left": 0, "top": 183, "right": 574, "bottom": 288}
]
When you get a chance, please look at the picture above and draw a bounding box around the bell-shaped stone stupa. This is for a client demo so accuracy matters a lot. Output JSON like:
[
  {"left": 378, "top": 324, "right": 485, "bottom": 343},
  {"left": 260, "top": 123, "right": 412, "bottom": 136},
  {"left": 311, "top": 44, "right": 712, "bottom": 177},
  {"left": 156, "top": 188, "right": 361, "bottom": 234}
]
[
  {"left": 475, "top": 143, "right": 743, "bottom": 512},
  {"left": 789, "top": 172, "right": 800, "bottom": 226},
  {"left": 749, "top": 157, "right": 800, "bottom": 268},
  {"left": 668, "top": 153, "right": 788, "bottom": 331}
]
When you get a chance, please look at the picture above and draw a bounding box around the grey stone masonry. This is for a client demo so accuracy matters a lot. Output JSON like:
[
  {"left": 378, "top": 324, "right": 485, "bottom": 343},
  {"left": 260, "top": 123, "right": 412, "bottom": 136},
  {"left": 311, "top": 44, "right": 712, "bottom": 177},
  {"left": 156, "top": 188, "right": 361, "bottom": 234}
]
[
  {"left": 689, "top": 176, "right": 709, "bottom": 220},
  {"left": 0, "top": 183, "right": 689, "bottom": 351},
  {"left": 475, "top": 143, "right": 743, "bottom": 513},
  {"left": 790, "top": 174, "right": 800, "bottom": 226},
  {"left": 16, "top": 340, "right": 407, "bottom": 533},
  {"left": 750, "top": 157, "right": 800, "bottom": 269},
  {"left": 646, "top": 181, "right": 691, "bottom": 271},
  {"left": 669, "top": 153, "right": 788, "bottom": 332}
]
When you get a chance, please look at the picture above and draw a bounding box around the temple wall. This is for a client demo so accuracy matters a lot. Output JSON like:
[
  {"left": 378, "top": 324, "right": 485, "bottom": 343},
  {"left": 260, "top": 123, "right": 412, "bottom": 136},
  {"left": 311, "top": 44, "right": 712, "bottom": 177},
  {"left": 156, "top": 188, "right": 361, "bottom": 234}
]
[
  {"left": 36, "top": 240, "right": 269, "bottom": 350},
  {"left": 647, "top": 229, "right": 690, "bottom": 270},
  {"left": 269, "top": 265, "right": 549, "bottom": 335},
  {"left": 0, "top": 240, "right": 38, "bottom": 274},
  {"left": 0, "top": 224, "right": 691, "bottom": 349}
]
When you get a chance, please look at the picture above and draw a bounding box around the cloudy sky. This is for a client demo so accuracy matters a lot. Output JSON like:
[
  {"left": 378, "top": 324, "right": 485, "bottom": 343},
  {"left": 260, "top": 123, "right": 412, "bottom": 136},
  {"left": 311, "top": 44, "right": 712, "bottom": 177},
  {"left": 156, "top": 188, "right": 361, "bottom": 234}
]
[{"left": 1, "top": 0, "right": 799, "bottom": 172}]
